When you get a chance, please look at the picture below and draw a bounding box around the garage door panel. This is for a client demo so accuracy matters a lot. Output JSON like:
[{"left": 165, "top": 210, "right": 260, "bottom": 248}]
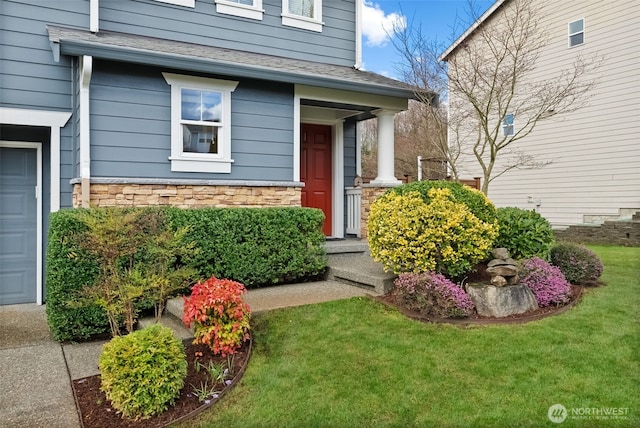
[
  {"left": 0, "top": 147, "right": 37, "bottom": 305},
  {"left": 0, "top": 270, "right": 33, "bottom": 304},
  {"left": 1, "top": 191, "right": 32, "bottom": 217},
  {"left": 0, "top": 231, "right": 34, "bottom": 259}
]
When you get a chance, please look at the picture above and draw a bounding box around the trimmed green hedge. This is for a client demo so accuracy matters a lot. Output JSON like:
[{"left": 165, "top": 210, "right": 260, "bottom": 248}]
[
  {"left": 45, "top": 210, "right": 109, "bottom": 341},
  {"left": 46, "top": 206, "right": 326, "bottom": 342},
  {"left": 164, "top": 206, "right": 326, "bottom": 286}
]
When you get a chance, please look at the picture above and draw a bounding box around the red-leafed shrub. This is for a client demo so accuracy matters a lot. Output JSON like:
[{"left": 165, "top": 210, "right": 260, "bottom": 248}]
[
  {"left": 183, "top": 276, "right": 251, "bottom": 356},
  {"left": 519, "top": 258, "right": 571, "bottom": 307}
]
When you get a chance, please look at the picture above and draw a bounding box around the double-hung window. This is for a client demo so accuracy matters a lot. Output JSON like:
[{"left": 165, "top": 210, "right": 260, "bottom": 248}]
[
  {"left": 568, "top": 19, "right": 585, "bottom": 47},
  {"left": 502, "top": 113, "right": 515, "bottom": 137},
  {"left": 163, "top": 73, "right": 238, "bottom": 173},
  {"left": 282, "top": 0, "right": 323, "bottom": 32},
  {"left": 216, "top": 0, "right": 264, "bottom": 20}
]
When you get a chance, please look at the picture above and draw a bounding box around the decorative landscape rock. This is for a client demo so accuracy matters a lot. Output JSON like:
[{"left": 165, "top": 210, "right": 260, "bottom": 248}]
[
  {"left": 486, "top": 248, "right": 519, "bottom": 286},
  {"left": 467, "top": 283, "right": 538, "bottom": 318},
  {"left": 491, "top": 248, "right": 510, "bottom": 260}
]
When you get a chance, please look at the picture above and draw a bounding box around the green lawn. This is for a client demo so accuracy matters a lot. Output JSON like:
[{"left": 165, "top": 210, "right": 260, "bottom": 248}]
[{"left": 182, "top": 245, "right": 640, "bottom": 427}]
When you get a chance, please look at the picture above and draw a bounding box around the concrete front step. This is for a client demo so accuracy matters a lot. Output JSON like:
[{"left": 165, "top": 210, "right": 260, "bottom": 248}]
[
  {"left": 324, "top": 239, "right": 369, "bottom": 255},
  {"left": 138, "top": 313, "right": 193, "bottom": 340},
  {"left": 326, "top": 253, "right": 395, "bottom": 294}
]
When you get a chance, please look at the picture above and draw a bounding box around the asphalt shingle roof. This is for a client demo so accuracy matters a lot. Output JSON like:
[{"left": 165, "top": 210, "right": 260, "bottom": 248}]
[{"left": 48, "top": 25, "right": 415, "bottom": 99}]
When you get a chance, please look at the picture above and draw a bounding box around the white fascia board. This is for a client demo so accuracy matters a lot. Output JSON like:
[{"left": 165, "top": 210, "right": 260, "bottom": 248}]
[{"left": 296, "top": 85, "right": 408, "bottom": 111}]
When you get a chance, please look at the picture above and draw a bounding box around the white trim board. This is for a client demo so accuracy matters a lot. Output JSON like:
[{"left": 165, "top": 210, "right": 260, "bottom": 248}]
[{"left": 0, "top": 107, "right": 71, "bottom": 213}]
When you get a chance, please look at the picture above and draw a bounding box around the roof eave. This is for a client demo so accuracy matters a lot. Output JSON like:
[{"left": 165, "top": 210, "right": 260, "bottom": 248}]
[{"left": 55, "top": 39, "right": 415, "bottom": 99}]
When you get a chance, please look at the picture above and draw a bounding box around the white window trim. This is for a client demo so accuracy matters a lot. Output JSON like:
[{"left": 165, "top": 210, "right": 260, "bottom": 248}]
[
  {"left": 282, "top": 0, "right": 323, "bottom": 32},
  {"left": 163, "top": 73, "right": 238, "bottom": 173},
  {"left": 216, "top": 0, "right": 264, "bottom": 20},
  {"left": 568, "top": 18, "right": 585, "bottom": 48},
  {"left": 153, "top": 0, "right": 195, "bottom": 7}
]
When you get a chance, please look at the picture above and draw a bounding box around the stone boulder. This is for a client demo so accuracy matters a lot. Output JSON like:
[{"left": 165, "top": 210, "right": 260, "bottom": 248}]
[{"left": 467, "top": 284, "right": 538, "bottom": 318}]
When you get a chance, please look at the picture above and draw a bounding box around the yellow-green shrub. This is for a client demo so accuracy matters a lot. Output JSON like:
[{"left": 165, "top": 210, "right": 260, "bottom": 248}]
[
  {"left": 368, "top": 186, "right": 498, "bottom": 278},
  {"left": 99, "top": 324, "right": 187, "bottom": 419}
]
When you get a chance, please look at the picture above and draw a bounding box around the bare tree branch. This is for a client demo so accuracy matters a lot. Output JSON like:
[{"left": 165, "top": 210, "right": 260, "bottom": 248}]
[{"left": 443, "top": 0, "right": 601, "bottom": 194}]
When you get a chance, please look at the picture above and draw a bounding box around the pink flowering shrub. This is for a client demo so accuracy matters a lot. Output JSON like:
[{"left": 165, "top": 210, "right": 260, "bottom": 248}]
[
  {"left": 392, "top": 272, "right": 474, "bottom": 318},
  {"left": 519, "top": 258, "right": 571, "bottom": 307}
]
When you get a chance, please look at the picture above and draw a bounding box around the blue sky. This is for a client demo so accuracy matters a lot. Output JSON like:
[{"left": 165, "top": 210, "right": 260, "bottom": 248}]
[{"left": 360, "top": 0, "right": 494, "bottom": 79}]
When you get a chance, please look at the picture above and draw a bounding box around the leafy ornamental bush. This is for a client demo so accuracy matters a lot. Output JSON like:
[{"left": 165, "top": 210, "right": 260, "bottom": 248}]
[
  {"left": 519, "top": 258, "right": 571, "bottom": 307},
  {"left": 183, "top": 276, "right": 251, "bottom": 357},
  {"left": 391, "top": 180, "right": 497, "bottom": 223},
  {"left": 368, "top": 182, "right": 498, "bottom": 278},
  {"left": 494, "top": 207, "right": 555, "bottom": 260},
  {"left": 73, "top": 207, "right": 196, "bottom": 337},
  {"left": 46, "top": 206, "right": 325, "bottom": 342},
  {"left": 99, "top": 324, "right": 187, "bottom": 420},
  {"left": 392, "top": 272, "right": 475, "bottom": 318},
  {"left": 166, "top": 207, "right": 326, "bottom": 287},
  {"left": 550, "top": 242, "right": 604, "bottom": 285}
]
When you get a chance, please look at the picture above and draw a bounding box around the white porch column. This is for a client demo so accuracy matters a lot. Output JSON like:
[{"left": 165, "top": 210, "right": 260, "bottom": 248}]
[{"left": 371, "top": 109, "right": 401, "bottom": 185}]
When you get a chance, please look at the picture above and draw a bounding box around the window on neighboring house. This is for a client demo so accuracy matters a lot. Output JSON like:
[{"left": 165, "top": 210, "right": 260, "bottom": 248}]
[
  {"left": 282, "top": 0, "right": 323, "bottom": 32},
  {"left": 215, "top": 0, "right": 264, "bottom": 20},
  {"left": 503, "top": 113, "right": 515, "bottom": 137},
  {"left": 153, "top": 0, "right": 195, "bottom": 7},
  {"left": 569, "top": 19, "right": 584, "bottom": 47},
  {"left": 163, "top": 73, "right": 238, "bottom": 173}
]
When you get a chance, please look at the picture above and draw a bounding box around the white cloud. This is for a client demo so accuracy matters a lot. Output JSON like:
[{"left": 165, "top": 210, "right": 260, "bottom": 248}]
[{"left": 361, "top": 0, "right": 406, "bottom": 47}]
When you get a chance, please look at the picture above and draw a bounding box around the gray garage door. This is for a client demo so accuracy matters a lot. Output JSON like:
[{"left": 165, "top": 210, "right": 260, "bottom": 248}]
[{"left": 0, "top": 147, "right": 37, "bottom": 305}]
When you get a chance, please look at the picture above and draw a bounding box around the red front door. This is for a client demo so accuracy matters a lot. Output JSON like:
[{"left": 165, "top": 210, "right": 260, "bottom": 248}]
[{"left": 301, "top": 124, "right": 332, "bottom": 236}]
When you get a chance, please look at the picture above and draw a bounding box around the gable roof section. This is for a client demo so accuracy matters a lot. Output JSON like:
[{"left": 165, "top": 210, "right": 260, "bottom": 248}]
[
  {"left": 47, "top": 25, "right": 414, "bottom": 99},
  {"left": 438, "top": 0, "right": 507, "bottom": 62}
]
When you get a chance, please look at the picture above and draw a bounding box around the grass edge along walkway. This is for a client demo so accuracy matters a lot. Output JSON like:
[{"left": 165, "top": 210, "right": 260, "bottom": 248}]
[{"left": 183, "top": 245, "right": 639, "bottom": 428}]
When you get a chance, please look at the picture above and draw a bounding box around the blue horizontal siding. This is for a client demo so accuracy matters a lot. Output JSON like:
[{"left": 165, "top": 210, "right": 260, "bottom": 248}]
[
  {"left": 99, "top": 0, "right": 356, "bottom": 66},
  {"left": 0, "top": 0, "right": 87, "bottom": 112},
  {"left": 89, "top": 60, "right": 294, "bottom": 181}
]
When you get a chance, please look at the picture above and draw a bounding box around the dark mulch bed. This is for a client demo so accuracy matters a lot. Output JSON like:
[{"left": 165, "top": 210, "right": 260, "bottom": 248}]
[
  {"left": 72, "top": 338, "right": 251, "bottom": 428},
  {"left": 376, "top": 284, "right": 584, "bottom": 325}
]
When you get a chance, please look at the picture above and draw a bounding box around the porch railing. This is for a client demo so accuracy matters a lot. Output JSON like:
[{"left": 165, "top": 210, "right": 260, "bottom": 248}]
[{"left": 345, "top": 187, "right": 362, "bottom": 237}]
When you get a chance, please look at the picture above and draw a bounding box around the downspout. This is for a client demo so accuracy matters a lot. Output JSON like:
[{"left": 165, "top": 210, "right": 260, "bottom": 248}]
[
  {"left": 79, "top": 55, "right": 93, "bottom": 208},
  {"left": 90, "top": 0, "right": 99, "bottom": 33},
  {"left": 354, "top": 0, "right": 362, "bottom": 69}
]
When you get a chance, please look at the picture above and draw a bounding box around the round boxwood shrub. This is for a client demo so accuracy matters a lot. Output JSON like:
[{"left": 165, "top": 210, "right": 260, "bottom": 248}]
[
  {"left": 368, "top": 181, "right": 498, "bottom": 278},
  {"left": 393, "top": 272, "right": 475, "bottom": 317},
  {"left": 519, "top": 257, "right": 571, "bottom": 307},
  {"left": 494, "top": 207, "right": 555, "bottom": 260},
  {"left": 99, "top": 324, "right": 187, "bottom": 419},
  {"left": 550, "top": 242, "right": 604, "bottom": 285}
]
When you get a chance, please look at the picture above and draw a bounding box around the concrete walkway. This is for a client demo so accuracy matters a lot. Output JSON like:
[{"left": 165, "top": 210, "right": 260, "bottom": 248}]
[
  {"left": 0, "top": 280, "right": 370, "bottom": 427},
  {"left": 0, "top": 304, "right": 80, "bottom": 428}
]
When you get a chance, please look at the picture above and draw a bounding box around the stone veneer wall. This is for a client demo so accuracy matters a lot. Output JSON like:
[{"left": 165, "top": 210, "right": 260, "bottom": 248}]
[
  {"left": 360, "top": 185, "right": 395, "bottom": 239},
  {"left": 72, "top": 182, "right": 301, "bottom": 209}
]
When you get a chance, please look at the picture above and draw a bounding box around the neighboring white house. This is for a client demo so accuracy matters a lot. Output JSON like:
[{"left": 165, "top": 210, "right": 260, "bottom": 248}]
[{"left": 439, "top": 0, "right": 640, "bottom": 228}]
